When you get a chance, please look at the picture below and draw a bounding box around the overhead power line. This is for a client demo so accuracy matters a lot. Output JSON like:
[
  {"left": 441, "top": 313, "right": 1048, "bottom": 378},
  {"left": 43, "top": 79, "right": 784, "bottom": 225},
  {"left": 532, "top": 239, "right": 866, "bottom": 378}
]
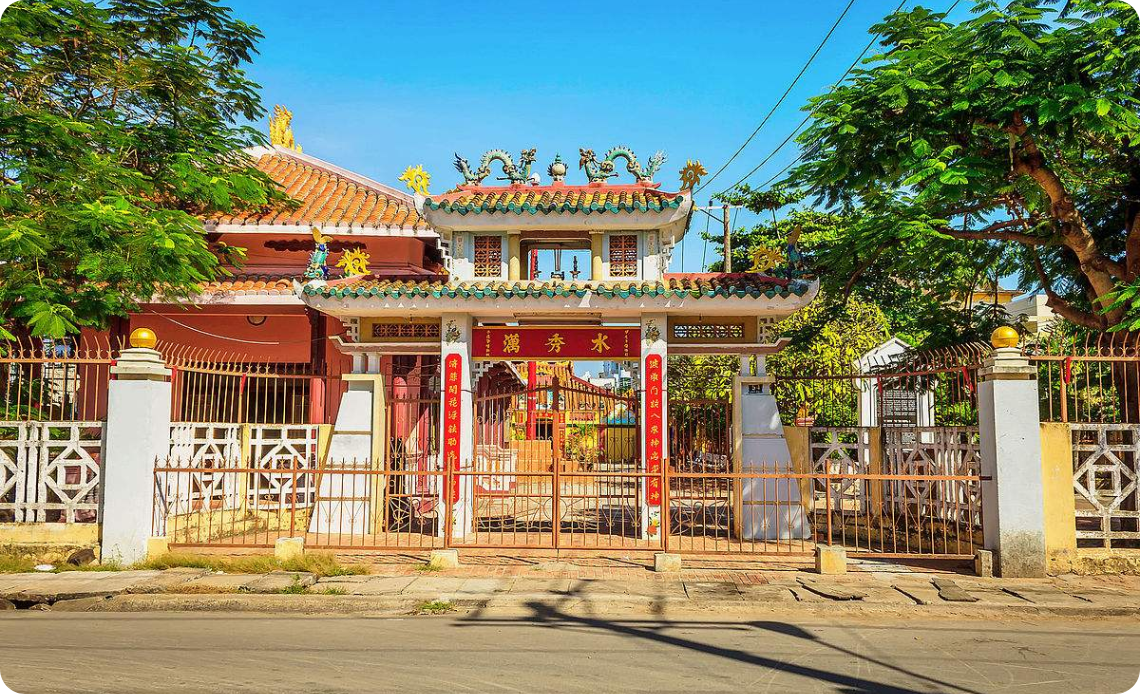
[
  {"left": 719, "top": 0, "right": 965, "bottom": 195},
  {"left": 695, "top": 0, "right": 859, "bottom": 196},
  {"left": 716, "top": 0, "right": 910, "bottom": 196}
]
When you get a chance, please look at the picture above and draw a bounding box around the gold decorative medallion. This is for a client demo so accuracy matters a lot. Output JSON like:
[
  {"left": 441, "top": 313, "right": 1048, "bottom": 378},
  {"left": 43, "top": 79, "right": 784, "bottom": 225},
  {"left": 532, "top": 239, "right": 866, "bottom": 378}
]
[
  {"left": 679, "top": 160, "right": 708, "bottom": 190},
  {"left": 399, "top": 165, "right": 431, "bottom": 195},
  {"left": 748, "top": 247, "right": 786, "bottom": 273},
  {"left": 336, "top": 249, "right": 371, "bottom": 277}
]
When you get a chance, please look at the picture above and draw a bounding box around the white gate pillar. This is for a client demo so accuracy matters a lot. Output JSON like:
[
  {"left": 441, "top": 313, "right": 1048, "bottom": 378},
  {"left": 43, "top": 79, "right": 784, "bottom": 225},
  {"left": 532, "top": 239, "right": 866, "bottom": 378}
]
[
  {"left": 101, "top": 330, "right": 171, "bottom": 565},
  {"left": 640, "top": 313, "right": 667, "bottom": 541},
  {"left": 440, "top": 313, "right": 474, "bottom": 539},
  {"left": 978, "top": 328, "right": 1047, "bottom": 577}
]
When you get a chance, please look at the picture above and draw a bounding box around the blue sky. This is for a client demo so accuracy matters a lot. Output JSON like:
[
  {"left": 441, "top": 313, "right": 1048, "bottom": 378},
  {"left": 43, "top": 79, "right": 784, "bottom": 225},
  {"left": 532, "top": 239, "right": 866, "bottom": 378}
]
[{"left": 237, "top": 0, "right": 968, "bottom": 273}]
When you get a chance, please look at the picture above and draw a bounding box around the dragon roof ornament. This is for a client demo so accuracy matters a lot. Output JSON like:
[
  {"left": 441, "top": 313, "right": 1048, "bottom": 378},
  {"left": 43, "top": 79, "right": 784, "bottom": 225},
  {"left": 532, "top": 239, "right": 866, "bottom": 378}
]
[
  {"left": 454, "top": 148, "right": 537, "bottom": 185},
  {"left": 579, "top": 146, "right": 667, "bottom": 184}
]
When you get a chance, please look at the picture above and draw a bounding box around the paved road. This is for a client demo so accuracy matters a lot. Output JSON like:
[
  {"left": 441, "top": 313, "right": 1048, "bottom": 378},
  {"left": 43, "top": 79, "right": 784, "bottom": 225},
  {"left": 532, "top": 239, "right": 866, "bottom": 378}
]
[{"left": 0, "top": 610, "right": 1138, "bottom": 693}]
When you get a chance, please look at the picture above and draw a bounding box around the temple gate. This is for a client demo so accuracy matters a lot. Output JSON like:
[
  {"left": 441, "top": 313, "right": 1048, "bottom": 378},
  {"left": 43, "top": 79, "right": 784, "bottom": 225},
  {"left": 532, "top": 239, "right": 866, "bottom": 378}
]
[{"left": 294, "top": 147, "right": 818, "bottom": 551}]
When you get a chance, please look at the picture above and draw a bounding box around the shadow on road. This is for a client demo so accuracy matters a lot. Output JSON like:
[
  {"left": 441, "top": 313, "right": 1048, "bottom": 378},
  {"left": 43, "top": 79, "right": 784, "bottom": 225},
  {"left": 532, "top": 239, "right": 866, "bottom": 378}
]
[{"left": 455, "top": 596, "right": 986, "bottom": 694}]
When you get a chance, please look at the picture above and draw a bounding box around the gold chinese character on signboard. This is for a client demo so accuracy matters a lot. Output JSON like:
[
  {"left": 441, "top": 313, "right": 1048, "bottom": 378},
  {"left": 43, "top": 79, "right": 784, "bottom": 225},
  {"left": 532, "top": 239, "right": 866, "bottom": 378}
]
[
  {"left": 650, "top": 372, "right": 660, "bottom": 382},
  {"left": 448, "top": 424, "right": 457, "bottom": 434},
  {"left": 590, "top": 332, "right": 609, "bottom": 354},
  {"left": 503, "top": 333, "right": 521, "bottom": 354},
  {"left": 546, "top": 333, "right": 565, "bottom": 354},
  {"left": 448, "top": 397, "right": 458, "bottom": 407}
]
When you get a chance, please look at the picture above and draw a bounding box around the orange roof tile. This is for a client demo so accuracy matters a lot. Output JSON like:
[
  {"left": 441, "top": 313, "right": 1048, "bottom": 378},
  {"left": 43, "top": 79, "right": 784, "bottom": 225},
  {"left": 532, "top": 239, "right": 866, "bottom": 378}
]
[
  {"left": 212, "top": 148, "right": 427, "bottom": 230},
  {"left": 199, "top": 275, "right": 295, "bottom": 296},
  {"left": 425, "top": 183, "right": 685, "bottom": 216}
]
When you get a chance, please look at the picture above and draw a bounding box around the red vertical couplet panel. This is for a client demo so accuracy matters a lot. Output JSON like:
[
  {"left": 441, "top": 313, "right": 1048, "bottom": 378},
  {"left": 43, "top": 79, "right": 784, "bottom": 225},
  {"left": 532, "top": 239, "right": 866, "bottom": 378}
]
[
  {"left": 443, "top": 353, "right": 463, "bottom": 503},
  {"left": 644, "top": 354, "right": 663, "bottom": 506}
]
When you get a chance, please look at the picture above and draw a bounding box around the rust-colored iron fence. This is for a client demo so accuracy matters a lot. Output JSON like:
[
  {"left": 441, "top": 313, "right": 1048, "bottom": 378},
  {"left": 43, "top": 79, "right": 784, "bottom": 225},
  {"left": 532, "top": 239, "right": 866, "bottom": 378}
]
[
  {"left": 1, "top": 336, "right": 115, "bottom": 422},
  {"left": 152, "top": 456, "right": 447, "bottom": 550},
  {"left": 1025, "top": 332, "right": 1140, "bottom": 423},
  {"left": 667, "top": 464, "right": 983, "bottom": 559},
  {"left": 773, "top": 342, "right": 988, "bottom": 428},
  {"left": 152, "top": 457, "right": 982, "bottom": 559},
  {"left": 463, "top": 379, "right": 648, "bottom": 550},
  {"left": 1, "top": 336, "right": 113, "bottom": 524},
  {"left": 163, "top": 342, "right": 343, "bottom": 425}
]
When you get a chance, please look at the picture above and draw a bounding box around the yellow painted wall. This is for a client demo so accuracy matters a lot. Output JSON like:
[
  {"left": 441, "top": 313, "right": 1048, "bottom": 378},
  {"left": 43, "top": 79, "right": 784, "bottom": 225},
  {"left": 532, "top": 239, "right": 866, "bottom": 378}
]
[
  {"left": 0, "top": 522, "right": 99, "bottom": 547},
  {"left": 783, "top": 426, "right": 812, "bottom": 505},
  {"left": 1040, "top": 422, "right": 1078, "bottom": 574}
]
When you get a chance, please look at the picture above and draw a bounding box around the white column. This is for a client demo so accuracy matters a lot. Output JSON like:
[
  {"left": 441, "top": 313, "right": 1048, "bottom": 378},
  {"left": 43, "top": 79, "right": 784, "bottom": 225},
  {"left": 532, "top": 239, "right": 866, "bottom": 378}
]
[
  {"left": 440, "top": 313, "right": 474, "bottom": 539},
  {"left": 640, "top": 313, "right": 667, "bottom": 541},
  {"left": 310, "top": 374, "right": 380, "bottom": 536},
  {"left": 101, "top": 347, "right": 172, "bottom": 565},
  {"left": 978, "top": 346, "right": 1047, "bottom": 577},
  {"left": 736, "top": 360, "right": 810, "bottom": 541}
]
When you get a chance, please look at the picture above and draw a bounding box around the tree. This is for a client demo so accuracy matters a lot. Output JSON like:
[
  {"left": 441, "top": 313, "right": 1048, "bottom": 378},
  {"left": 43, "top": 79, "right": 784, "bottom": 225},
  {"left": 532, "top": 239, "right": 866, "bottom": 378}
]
[
  {"left": 708, "top": 187, "right": 1016, "bottom": 346},
  {"left": 767, "top": 296, "right": 892, "bottom": 425},
  {"left": 773, "top": 0, "right": 1140, "bottom": 331},
  {"left": 0, "top": 0, "right": 287, "bottom": 339}
]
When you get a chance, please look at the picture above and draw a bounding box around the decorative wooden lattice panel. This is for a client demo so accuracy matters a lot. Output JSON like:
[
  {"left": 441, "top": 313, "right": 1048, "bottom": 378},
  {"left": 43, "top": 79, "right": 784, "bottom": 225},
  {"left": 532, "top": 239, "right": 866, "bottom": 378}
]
[
  {"left": 609, "top": 234, "right": 638, "bottom": 277},
  {"left": 882, "top": 426, "right": 981, "bottom": 527},
  {"left": 0, "top": 421, "right": 103, "bottom": 523},
  {"left": 1071, "top": 424, "right": 1140, "bottom": 549},
  {"left": 473, "top": 235, "right": 502, "bottom": 278}
]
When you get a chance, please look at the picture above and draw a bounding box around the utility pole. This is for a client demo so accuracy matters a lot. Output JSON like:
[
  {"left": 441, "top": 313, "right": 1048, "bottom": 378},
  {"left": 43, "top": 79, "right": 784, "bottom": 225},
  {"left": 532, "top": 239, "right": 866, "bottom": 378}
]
[{"left": 722, "top": 203, "right": 732, "bottom": 273}]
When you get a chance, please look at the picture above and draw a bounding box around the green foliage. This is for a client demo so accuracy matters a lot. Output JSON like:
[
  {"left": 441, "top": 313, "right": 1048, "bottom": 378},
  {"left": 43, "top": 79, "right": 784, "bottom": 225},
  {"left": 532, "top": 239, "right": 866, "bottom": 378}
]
[
  {"left": 760, "top": 0, "right": 1140, "bottom": 332},
  {"left": 667, "top": 355, "right": 738, "bottom": 402},
  {"left": 137, "top": 552, "right": 366, "bottom": 577},
  {"left": 0, "top": 0, "right": 289, "bottom": 337},
  {"left": 768, "top": 297, "right": 892, "bottom": 425}
]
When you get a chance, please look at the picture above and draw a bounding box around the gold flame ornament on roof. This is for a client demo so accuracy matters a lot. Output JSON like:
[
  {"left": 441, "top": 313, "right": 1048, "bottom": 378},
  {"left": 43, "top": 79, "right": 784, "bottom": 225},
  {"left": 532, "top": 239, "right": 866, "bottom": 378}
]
[
  {"left": 679, "top": 160, "right": 707, "bottom": 190},
  {"left": 336, "top": 249, "right": 371, "bottom": 277},
  {"left": 399, "top": 165, "right": 431, "bottom": 195},
  {"left": 748, "top": 247, "right": 786, "bottom": 273}
]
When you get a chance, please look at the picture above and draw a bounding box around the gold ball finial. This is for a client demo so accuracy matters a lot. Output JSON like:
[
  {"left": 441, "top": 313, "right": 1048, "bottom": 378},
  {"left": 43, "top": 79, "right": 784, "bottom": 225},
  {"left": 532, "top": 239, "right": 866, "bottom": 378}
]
[
  {"left": 129, "top": 327, "right": 157, "bottom": 349},
  {"left": 990, "top": 326, "right": 1019, "bottom": 349}
]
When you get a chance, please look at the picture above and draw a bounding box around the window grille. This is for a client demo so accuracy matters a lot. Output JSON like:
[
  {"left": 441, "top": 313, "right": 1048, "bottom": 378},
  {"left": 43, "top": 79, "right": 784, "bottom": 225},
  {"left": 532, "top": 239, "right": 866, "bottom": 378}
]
[
  {"left": 609, "top": 234, "right": 638, "bottom": 277},
  {"left": 474, "top": 236, "right": 502, "bottom": 278},
  {"left": 671, "top": 323, "right": 745, "bottom": 341}
]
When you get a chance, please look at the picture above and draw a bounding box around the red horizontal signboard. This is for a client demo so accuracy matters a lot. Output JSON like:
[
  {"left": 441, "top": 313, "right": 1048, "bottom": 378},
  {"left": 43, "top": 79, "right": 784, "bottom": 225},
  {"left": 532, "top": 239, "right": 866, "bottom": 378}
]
[{"left": 472, "top": 327, "right": 640, "bottom": 360}]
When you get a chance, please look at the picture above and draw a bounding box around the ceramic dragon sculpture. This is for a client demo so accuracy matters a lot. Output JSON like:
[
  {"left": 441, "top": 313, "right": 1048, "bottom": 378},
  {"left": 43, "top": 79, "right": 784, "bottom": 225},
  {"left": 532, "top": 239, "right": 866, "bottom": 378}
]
[
  {"left": 579, "top": 146, "right": 667, "bottom": 184},
  {"left": 453, "top": 148, "right": 537, "bottom": 185}
]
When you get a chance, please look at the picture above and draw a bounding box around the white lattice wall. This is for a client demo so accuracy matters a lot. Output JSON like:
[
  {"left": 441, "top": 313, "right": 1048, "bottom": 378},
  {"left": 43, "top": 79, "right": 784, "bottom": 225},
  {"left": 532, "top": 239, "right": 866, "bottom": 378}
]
[
  {"left": 0, "top": 421, "right": 103, "bottom": 523},
  {"left": 158, "top": 423, "right": 321, "bottom": 519},
  {"left": 1071, "top": 424, "right": 1140, "bottom": 549},
  {"left": 809, "top": 427, "right": 873, "bottom": 511},
  {"left": 882, "top": 426, "right": 981, "bottom": 526}
]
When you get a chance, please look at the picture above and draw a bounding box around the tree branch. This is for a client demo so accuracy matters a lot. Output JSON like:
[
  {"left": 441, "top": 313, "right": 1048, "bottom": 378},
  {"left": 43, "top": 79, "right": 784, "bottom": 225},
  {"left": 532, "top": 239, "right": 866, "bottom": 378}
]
[
  {"left": 1030, "top": 248, "right": 1106, "bottom": 329},
  {"left": 933, "top": 219, "right": 1049, "bottom": 246},
  {"left": 842, "top": 240, "right": 898, "bottom": 299}
]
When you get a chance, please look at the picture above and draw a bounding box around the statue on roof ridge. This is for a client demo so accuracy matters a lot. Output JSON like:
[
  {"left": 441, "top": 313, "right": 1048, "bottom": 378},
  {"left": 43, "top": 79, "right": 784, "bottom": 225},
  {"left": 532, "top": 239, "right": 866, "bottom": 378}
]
[
  {"left": 580, "top": 146, "right": 667, "bottom": 184},
  {"left": 454, "top": 149, "right": 537, "bottom": 185},
  {"left": 269, "top": 104, "right": 301, "bottom": 152}
]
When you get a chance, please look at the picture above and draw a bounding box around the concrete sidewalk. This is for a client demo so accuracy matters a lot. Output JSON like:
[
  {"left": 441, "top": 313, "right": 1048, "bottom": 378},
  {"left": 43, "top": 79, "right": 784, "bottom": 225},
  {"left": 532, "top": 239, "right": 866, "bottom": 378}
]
[{"left": 1, "top": 563, "right": 1137, "bottom": 618}]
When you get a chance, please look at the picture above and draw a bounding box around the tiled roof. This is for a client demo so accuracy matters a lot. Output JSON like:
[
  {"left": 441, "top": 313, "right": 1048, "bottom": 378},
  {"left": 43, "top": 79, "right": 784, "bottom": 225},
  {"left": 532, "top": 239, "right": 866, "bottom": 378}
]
[
  {"left": 424, "top": 183, "right": 686, "bottom": 216},
  {"left": 304, "top": 273, "right": 810, "bottom": 300},
  {"left": 199, "top": 275, "right": 295, "bottom": 296},
  {"left": 211, "top": 148, "right": 426, "bottom": 230}
]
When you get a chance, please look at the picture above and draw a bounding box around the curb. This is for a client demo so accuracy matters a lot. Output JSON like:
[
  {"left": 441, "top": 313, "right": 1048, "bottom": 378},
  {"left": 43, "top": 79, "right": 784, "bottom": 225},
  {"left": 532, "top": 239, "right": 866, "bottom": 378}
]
[{"left": 12, "top": 592, "right": 1138, "bottom": 621}]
